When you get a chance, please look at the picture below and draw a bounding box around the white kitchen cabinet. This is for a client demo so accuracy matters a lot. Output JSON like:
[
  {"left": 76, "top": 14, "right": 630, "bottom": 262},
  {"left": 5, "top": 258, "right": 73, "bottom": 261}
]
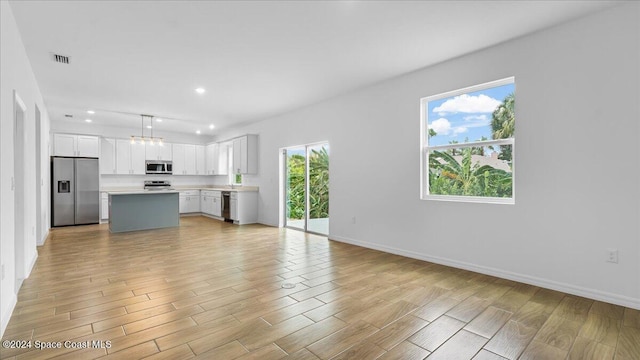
[
  {"left": 115, "top": 139, "right": 130, "bottom": 174},
  {"left": 145, "top": 142, "right": 172, "bottom": 161},
  {"left": 173, "top": 144, "right": 205, "bottom": 175},
  {"left": 201, "top": 190, "right": 222, "bottom": 217},
  {"left": 100, "top": 137, "right": 117, "bottom": 174},
  {"left": 195, "top": 145, "right": 205, "bottom": 175},
  {"left": 232, "top": 138, "right": 241, "bottom": 174},
  {"left": 54, "top": 133, "right": 76, "bottom": 156},
  {"left": 115, "top": 139, "right": 145, "bottom": 174},
  {"left": 230, "top": 193, "right": 238, "bottom": 220},
  {"left": 172, "top": 143, "right": 185, "bottom": 175},
  {"left": 179, "top": 190, "right": 200, "bottom": 213},
  {"left": 218, "top": 142, "right": 229, "bottom": 175},
  {"left": 77, "top": 136, "right": 100, "bottom": 157},
  {"left": 100, "top": 192, "right": 109, "bottom": 220},
  {"left": 211, "top": 192, "right": 222, "bottom": 217},
  {"left": 53, "top": 133, "right": 99, "bottom": 157},
  {"left": 230, "top": 191, "right": 258, "bottom": 224},
  {"left": 200, "top": 192, "right": 212, "bottom": 215},
  {"left": 205, "top": 143, "right": 219, "bottom": 175},
  {"left": 184, "top": 145, "right": 196, "bottom": 174},
  {"left": 231, "top": 135, "right": 257, "bottom": 174}
]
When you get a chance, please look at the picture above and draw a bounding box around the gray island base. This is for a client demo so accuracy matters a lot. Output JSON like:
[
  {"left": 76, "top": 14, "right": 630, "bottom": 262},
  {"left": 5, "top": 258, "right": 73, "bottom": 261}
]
[{"left": 109, "top": 191, "right": 179, "bottom": 233}]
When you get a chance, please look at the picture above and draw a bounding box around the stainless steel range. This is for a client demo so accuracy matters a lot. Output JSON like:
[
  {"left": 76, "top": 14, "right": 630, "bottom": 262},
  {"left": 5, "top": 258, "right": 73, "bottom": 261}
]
[{"left": 144, "top": 180, "right": 173, "bottom": 191}]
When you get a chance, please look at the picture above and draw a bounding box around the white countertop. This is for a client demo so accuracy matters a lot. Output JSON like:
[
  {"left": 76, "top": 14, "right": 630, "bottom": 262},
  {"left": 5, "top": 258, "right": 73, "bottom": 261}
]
[
  {"left": 102, "top": 186, "right": 259, "bottom": 193},
  {"left": 108, "top": 190, "right": 180, "bottom": 195},
  {"left": 176, "top": 186, "right": 259, "bottom": 192}
]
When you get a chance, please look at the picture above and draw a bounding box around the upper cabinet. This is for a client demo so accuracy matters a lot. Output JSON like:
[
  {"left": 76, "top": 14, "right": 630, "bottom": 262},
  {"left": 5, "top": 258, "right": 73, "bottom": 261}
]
[
  {"left": 115, "top": 139, "right": 145, "bottom": 175},
  {"left": 56, "top": 132, "right": 238, "bottom": 177},
  {"left": 231, "top": 135, "right": 257, "bottom": 174},
  {"left": 173, "top": 144, "right": 205, "bottom": 175},
  {"left": 218, "top": 142, "right": 229, "bottom": 175},
  {"left": 53, "top": 133, "right": 99, "bottom": 157},
  {"left": 100, "top": 138, "right": 117, "bottom": 174},
  {"left": 195, "top": 145, "right": 205, "bottom": 175},
  {"left": 145, "top": 143, "right": 172, "bottom": 161},
  {"left": 205, "top": 143, "right": 219, "bottom": 175},
  {"left": 172, "top": 143, "right": 185, "bottom": 175}
]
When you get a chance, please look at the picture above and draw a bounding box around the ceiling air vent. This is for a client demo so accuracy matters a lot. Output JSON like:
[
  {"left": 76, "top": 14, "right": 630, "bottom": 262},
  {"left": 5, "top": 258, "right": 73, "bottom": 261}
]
[
  {"left": 64, "top": 114, "right": 73, "bottom": 118},
  {"left": 52, "top": 53, "right": 70, "bottom": 64}
]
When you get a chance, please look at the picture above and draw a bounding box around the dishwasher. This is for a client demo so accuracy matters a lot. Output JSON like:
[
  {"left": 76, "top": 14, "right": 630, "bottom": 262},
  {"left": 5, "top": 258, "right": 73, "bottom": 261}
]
[{"left": 222, "top": 191, "right": 231, "bottom": 221}]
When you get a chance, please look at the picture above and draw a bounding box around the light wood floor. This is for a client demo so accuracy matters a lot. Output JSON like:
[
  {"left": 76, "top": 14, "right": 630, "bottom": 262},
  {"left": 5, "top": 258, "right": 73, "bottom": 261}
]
[{"left": 2, "top": 216, "right": 639, "bottom": 360}]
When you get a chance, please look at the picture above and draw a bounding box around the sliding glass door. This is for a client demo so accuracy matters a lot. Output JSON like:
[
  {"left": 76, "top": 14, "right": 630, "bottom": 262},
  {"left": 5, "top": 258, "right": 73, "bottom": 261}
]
[
  {"left": 285, "top": 146, "right": 306, "bottom": 231},
  {"left": 284, "top": 143, "right": 329, "bottom": 235}
]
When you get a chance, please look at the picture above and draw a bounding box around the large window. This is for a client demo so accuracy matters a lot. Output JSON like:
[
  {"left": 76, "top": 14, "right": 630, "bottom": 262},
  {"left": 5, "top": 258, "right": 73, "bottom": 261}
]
[{"left": 421, "top": 77, "right": 515, "bottom": 204}]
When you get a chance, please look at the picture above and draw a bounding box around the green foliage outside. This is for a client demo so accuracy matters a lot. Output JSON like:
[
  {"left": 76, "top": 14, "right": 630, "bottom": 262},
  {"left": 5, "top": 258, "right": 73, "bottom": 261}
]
[
  {"left": 429, "top": 148, "right": 512, "bottom": 197},
  {"left": 287, "top": 146, "right": 329, "bottom": 220},
  {"left": 429, "top": 93, "right": 514, "bottom": 198},
  {"left": 491, "top": 93, "right": 515, "bottom": 161}
]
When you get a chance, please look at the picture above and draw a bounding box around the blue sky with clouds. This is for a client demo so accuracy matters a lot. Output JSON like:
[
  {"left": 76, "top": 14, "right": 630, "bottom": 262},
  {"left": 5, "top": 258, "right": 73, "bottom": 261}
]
[{"left": 427, "top": 83, "right": 514, "bottom": 147}]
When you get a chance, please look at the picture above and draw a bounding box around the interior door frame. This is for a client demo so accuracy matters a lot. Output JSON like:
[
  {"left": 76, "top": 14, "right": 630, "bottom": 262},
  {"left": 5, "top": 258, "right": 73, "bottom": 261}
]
[
  {"left": 13, "top": 90, "right": 27, "bottom": 293},
  {"left": 281, "top": 141, "right": 329, "bottom": 236},
  {"left": 35, "top": 104, "right": 42, "bottom": 245}
]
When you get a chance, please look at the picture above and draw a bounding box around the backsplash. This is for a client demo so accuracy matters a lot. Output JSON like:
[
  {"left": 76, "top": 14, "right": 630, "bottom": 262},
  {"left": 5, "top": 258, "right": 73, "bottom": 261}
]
[{"left": 100, "top": 175, "right": 228, "bottom": 189}]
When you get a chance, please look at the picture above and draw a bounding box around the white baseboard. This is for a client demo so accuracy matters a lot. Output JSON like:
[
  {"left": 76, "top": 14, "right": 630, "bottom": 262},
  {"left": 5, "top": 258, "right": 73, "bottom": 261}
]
[
  {"left": 26, "top": 250, "right": 38, "bottom": 278},
  {"left": 0, "top": 293, "right": 17, "bottom": 339},
  {"left": 1, "top": 248, "right": 39, "bottom": 338},
  {"left": 37, "top": 229, "right": 49, "bottom": 246},
  {"left": 330, "top": 235, "right": 640, "bottom": 310},
  {"left": 201, "top": 213, "right": 224, "bottom": 221}
]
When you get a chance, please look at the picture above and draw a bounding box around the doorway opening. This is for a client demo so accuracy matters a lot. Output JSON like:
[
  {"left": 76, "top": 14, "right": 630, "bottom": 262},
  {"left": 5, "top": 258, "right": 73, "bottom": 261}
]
[
  {"left": 13, "top": 91, "right": 27, "bottom": 293},
  {"left": 282, "top": 142, "right": 329, "bottom": 236}
]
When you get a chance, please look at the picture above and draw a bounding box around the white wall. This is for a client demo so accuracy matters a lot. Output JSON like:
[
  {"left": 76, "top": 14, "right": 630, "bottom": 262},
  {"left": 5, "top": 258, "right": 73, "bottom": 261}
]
[
  {"left": 216, "top": 4, "right": 640, "bottom": 309},
  {"left": 1, "top": 1, "right": 52, "bottom": 336}
]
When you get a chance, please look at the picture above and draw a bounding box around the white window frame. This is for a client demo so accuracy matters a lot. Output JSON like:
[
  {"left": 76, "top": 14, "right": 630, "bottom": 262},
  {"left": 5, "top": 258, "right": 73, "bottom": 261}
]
[{"left": 420, "top": 77, "right": 515, "bottom": 205}]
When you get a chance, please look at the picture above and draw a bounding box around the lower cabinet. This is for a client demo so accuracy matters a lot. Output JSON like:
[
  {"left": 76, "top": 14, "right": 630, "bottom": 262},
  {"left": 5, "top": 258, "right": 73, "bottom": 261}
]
[
  {"left": 101, "top": 192, "right": 109, "bottom": 220},
  {"left": 201, "top": 193, "right": 212, "bottom": 215},
  {"left": 179, "top": 189, "right": 254, "bottom": 222},
  {"left": 201, "top": 191, "right": 222, "bottom": 217},
  {"left": 211, "top": 193, "right": 222, "bottom": 217},
  {"left": 179, "top": 190, "right": 200, "bottom": 214},
  {"left": 230, "top": 193, "right": 238, "bottom": 221},
  {"left": 231, "top": 191, "right": 258, "bottom": 224}
]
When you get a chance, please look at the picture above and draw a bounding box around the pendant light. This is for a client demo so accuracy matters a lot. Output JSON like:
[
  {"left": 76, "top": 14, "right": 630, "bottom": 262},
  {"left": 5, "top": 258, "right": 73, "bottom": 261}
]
[{"left": 130, "top": 114, "right": 164, "bottom": 146}]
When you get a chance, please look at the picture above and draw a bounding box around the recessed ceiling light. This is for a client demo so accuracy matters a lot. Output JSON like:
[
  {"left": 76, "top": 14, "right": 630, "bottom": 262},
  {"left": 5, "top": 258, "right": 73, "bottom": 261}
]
[
  {"left": 146, "top": 125, "right": 152, "bottom": 129},
  {"left": 85, "top": 119, "right": 92, "bottom": 123},
  {"left": 196, "top": 130, "right": 201, "bottom": 134},
  {"left": 209, "top": 124, "right": 215, "bottom": 130},
  {"left": 155, "top": 118, "right": 162, "bottom": 122},
  {"left": 195, "top": 87, "right": 205, "bottom": 94},
  {"left": 87, "top": 110, "right": 95, "bottom": 114}
]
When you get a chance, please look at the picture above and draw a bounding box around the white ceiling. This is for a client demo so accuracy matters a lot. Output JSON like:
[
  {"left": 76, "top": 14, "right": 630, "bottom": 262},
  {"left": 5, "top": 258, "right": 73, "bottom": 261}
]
[{"left": 9, "top": 0, "right": 619, "bottom": 136}]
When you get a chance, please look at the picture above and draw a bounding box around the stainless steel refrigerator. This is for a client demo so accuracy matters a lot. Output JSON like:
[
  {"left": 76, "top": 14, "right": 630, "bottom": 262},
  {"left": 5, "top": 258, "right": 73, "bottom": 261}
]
[{"left": 52, "top": 157, "right": 99, "bottom": 226}]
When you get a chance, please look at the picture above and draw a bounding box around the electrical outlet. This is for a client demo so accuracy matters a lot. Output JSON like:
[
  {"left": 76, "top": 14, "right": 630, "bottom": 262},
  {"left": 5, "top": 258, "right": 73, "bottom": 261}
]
[
  {"left": 351, "top": 216, "right": 356, "bottom": 224},
  {"left": 606, "top": 248, "right": 618, "bottom": 263}
]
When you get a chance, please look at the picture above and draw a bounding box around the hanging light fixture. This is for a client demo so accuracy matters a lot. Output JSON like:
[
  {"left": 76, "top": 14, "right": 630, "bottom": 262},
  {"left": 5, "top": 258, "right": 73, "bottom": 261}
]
[{"left": 130, "top": 114, "right": 164, "bottom": 146}]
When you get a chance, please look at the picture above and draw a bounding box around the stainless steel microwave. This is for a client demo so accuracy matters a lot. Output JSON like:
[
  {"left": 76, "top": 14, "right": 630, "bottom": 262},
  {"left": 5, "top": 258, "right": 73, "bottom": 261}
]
[{"left": 145, "top": 160, "right": 172, "bottom": 174}]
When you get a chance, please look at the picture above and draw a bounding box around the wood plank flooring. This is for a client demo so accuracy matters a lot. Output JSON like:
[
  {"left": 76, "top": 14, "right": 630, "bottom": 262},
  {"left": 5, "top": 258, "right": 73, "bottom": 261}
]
[{"left": 1, "top": 216, "right": 639, "bottom": 359}]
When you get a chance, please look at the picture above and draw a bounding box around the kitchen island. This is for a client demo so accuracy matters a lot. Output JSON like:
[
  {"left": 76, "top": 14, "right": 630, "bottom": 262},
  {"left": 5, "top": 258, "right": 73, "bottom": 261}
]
[{"left": 108, "top": 190, "right": 179, "bottom": 233}]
